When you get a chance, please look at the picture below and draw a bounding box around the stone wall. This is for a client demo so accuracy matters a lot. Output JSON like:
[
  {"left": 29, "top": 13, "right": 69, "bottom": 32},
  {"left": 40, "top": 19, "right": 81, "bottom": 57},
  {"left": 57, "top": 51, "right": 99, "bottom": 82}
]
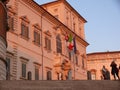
[
  {"left": 87, "top": 51, "right": 120, "bottom": 80},
  {"left": 0, "top": 80, "right": 119, "bottom": 90}
]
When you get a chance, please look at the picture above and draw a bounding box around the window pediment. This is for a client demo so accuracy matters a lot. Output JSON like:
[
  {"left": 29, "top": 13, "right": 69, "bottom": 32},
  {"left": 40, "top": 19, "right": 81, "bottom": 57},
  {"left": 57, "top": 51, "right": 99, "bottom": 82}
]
[
  {"left": 33, "top": 62, "right": 41, "bottom": 67},
  {"left": 20, "top": 16, "right": 30, "bottom": 23},
  {"left": 7, "top": 6, "right": 16, "bottom": 15},
  {"left": 20, "top": 56, "right": 29, "bottom": 63},
  {"left": 44, "top": 30, "right": 52, "bottom": 37},
  {"left": 33, "top": 23, "right": 41, "bottom": 30}
]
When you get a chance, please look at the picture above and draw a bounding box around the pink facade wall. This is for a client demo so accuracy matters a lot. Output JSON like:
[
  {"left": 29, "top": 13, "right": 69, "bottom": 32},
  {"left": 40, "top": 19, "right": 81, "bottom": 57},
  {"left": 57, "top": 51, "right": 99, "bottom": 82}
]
[{"left": 6, "top": 0, "right": 88, "bottom": 80}]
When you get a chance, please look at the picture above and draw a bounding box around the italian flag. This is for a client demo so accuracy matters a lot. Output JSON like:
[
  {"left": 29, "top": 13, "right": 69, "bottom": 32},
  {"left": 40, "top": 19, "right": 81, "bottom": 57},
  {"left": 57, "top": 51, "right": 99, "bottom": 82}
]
[
  {"left": 65, "top": 34, "right": 77, "bottom": 53},
  {"left": 65, "top": 34, "right": 74, "bottom": 51}
]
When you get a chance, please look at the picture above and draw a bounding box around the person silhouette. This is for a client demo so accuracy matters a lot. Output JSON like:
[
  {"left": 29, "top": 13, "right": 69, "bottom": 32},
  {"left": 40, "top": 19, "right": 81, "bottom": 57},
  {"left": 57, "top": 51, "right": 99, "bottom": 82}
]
[
  {"left": 110, "top": 60, "right": 119, "bottom": 80},
  {"left": 101, "top": 65, "right": 110, "bottom": 80}
]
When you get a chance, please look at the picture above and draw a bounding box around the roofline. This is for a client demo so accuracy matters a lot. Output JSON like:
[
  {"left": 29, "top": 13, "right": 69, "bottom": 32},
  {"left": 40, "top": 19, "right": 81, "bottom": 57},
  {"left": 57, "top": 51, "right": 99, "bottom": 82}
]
[
  {"left": 87, "top": 51, "right": 120, "bottom": 55},
  {"left": 22, "top": 0, "right": 89, "bottom": 47},
  {"left": 41, "top": 0, "right": 87, "bottom": 23}
]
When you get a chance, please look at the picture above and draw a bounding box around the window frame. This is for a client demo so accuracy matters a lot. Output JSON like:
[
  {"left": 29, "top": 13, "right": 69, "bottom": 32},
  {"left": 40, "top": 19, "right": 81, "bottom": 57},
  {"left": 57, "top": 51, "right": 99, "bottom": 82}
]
[
  {"left": 56, "top": 35, "right": 62, "bottom": 54},
  {"left": 6, "top": 51, "right": 14, "bottom": 80},
  {"left": 21, "top": 22, "right": 29, "bottom": 39},
  {"left": 45, "top": 36, "right": 51, "bottom": 51},
  {"left": 20, "top": 57, "right": 29, "bottom": 80},
  {"left": 34, "top": 30, "right": 40, "bottom": 46},
  {"left": 34, "top": 62, "right": 41, "bottom": 80},
  {"left": 20, "top": 16, "right": 30, "bottom": 40},
  {"left": 35, "top": 68, "right": 39, "bottom": 80},
  {"left": 22, "top": 63, "right": 26, "bottom": 78}
]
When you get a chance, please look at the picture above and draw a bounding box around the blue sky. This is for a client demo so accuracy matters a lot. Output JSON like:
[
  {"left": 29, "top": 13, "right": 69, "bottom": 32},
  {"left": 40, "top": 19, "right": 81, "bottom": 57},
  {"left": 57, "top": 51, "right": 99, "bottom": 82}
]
[{"left": 35, "top": 0, "right": 120, "bottom": 53}]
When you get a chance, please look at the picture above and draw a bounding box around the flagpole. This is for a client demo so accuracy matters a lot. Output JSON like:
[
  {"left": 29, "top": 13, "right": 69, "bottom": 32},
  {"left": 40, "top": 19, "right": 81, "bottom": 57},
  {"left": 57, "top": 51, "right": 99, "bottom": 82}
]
[
  {"left": 73, "top": 36, "right": 76, "bottom": 80},
  {"left": 73, "top": 53, "right": 75, "bottom": 80}
]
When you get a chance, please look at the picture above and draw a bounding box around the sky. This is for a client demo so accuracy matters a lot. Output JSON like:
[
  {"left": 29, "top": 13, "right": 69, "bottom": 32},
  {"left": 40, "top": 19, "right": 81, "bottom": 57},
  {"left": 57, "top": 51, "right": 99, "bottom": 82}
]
[{"left": 35, "top": 0, "right": 120, "bottom": 53}]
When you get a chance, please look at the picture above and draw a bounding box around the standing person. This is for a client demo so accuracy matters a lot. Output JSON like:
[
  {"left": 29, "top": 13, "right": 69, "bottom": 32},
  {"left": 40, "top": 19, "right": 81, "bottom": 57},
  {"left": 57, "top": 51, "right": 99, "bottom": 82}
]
[
  {"left": 110, "top": 60, "right": 119, "bottom": 80},
  {"left": 101, "top": 65, "right": 110, "bottom": 80}
]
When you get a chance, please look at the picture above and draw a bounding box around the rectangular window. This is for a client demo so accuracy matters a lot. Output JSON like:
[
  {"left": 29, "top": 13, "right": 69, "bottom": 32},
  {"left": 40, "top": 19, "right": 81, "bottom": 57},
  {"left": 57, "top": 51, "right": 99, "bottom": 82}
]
[
  {"left": 35, "top": 68, "right": 39, "bottom": 80},
  {"left": 56, "top": 35, "right": 62, "bottom": 53},
  {"left": 21, "top": 23, "right": 29, "bottom": 39},
  {"left": 45, "top": 37, "right": 51, "bottom": 50},
  {"left": 34, "top": 31, "right": 40, "bottom": 45},
  {"left": 22, "top": 63, "right": 26, "bottom": 78}
]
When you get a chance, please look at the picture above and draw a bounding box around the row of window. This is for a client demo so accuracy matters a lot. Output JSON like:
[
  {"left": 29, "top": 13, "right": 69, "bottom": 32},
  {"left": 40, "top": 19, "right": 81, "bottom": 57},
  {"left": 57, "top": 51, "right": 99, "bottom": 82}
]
[
  {"left": 8, "top": 16, "right": 85, "bottom": 69},
  {"left": 21, "top": 62, "right": 42, "bottom": 80},
  {"left": 6, "top": 57, "right": 52, "bottom": 80},
  {"left": 8, "top": 16, "right": 62, "bottom": 52}
]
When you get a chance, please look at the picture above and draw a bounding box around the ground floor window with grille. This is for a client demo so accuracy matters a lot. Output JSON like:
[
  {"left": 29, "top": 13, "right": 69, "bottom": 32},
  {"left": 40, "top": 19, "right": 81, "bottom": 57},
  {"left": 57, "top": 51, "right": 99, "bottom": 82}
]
[
  {"left": 6, "top": 52, "right": 14, "bottom": 80},
  {"left": 22, "top": 63, "right": 26, "bottom": 78},
  {"left": 20, "top": 57, "right": 29, "bottom": 79},
  {"left": 35, "top": 68, "right": 39, "bottom": 80},
  {"left": 34, "top": 62, "right": 41, "bottom": 80}
]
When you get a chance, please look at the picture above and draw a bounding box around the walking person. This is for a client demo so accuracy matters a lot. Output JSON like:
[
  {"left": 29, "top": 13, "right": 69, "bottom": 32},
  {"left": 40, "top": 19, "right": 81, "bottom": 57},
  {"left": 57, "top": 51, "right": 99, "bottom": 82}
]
[{"left": 110, "top": 60, "right": 119, "bottom": 80}]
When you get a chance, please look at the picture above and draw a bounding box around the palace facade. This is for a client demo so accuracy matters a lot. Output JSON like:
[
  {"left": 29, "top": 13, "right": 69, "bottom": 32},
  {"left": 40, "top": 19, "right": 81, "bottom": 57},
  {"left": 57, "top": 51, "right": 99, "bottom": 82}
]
[
  {"left": 87, "top": 51, "right": 120, "bottom": 80},
  {"left": 6, "top": 0, "right": 88, "bottom": 80}
]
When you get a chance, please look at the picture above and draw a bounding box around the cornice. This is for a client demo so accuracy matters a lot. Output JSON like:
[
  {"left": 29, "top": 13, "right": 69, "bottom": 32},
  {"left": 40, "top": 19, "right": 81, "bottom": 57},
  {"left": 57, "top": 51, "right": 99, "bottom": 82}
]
[
  {"left": 87, "top": 51, "right": 120, "bottom": 56},
  {"left": 20, "top": 0, "right": 89, "bottom": 47},
  {"left": 41, "top": 0, "right": 87, "bottom": 23}
]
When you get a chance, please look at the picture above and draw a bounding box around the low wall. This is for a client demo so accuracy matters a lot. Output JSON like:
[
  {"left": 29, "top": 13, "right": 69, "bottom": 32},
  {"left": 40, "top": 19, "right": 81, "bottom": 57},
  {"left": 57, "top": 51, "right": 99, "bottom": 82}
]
[{"left": 0, "top": 80, "right": 119, "bottom": 90}]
